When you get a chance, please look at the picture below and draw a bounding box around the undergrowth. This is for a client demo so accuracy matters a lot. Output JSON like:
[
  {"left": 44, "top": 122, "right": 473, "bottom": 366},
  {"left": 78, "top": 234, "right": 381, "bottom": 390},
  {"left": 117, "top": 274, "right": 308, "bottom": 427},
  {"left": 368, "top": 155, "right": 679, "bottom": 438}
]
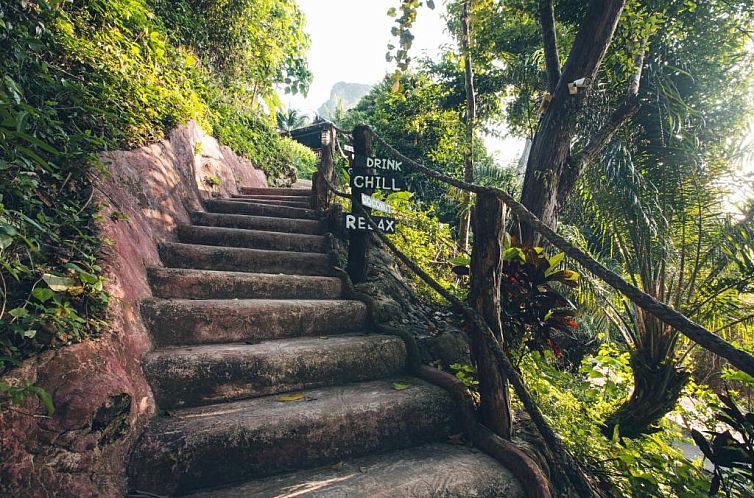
[{"left": 0, "top": 0, "right": 312, "bottom": 396}]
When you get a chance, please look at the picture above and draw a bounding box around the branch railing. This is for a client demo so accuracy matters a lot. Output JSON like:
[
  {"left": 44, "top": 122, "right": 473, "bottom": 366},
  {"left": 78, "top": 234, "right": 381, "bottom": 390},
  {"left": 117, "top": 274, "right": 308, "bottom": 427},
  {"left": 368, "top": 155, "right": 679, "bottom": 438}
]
[
  {"left": 365, "top": 126, "right": 754, "bottom": 378},
  {"left": 313, "top": 125, "right": 754, "bottom": 496},
  {"left": 309, "top": 123, "right": 754, "bottom": 496}
]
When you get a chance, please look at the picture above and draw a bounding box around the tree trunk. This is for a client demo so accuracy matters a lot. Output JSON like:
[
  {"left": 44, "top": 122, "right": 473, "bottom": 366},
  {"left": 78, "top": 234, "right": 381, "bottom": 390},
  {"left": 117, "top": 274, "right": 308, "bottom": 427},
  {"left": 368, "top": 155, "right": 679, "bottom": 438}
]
[
  {"left": 603, "top": 349, "right": 690, "bottom": 439},
  {"left": 458, "top": 0, "right": 476, "bottom": 252},
  {"left": 470, "top": 192, "right": 512, "bottom": 438},
  {"left": 519, "top": 0, "right": 627, "bottom": 244}
]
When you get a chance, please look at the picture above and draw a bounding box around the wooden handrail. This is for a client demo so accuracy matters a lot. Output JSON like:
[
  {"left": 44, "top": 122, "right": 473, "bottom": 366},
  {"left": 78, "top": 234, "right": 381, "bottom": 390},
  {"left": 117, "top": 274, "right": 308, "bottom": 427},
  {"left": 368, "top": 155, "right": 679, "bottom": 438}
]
[{"left": 363, "top": 125, "right": 754, "bottom": 378}]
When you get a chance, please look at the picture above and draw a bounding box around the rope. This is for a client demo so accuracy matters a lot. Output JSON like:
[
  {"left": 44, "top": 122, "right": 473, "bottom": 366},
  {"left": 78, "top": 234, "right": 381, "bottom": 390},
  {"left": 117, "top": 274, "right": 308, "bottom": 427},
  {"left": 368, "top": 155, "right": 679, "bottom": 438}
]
[
  {"left": 365, "top": 125, "right": 754, "bottom": 378},
  {"left": 322, "top": 173, "right": 349, "bottom": 199},
  {"left": 335, "top": 135, "right": 351, "bottom": 161},
  {"left": 350, "top": 202, "right": 601, "bottom": 498}
]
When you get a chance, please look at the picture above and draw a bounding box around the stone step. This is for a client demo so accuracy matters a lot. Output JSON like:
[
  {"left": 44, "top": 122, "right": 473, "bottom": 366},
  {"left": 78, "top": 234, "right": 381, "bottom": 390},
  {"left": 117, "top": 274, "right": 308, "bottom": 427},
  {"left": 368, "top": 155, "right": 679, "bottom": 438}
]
[
  {"left": 158, "top": 242, "right": 332, "bottom": 276},
  {"left": 128, "top": 379, "right": 458, "bottom": 496},
  {"left": 191, "top": 212, "right": 325, "bottom": 235},
  {"left": 147, "top": 268, "right": 342, "bottom": 300},
  {"left": 232, "top": 194, "right": 314, "bottom": 201},
  {"left": 141, "top": 298, "right": 368, "bottom": 346},
  {"left": 188, "top": 443, "right": 524, "bottom": 498},
  {"left": 176, "top": 225, "right": 327, "bottom": 253},
  {"left": 144, "top": 334, "right": 407, "bottom": 409},
  {"left": 225, "top": 197, "right": 312, "bottom": 208},
  {"left": 239, "top": 187, "right": 311, "bottom": 196},
  {"left": 206, "top": 199, "right": 318, "bottom": 220}
]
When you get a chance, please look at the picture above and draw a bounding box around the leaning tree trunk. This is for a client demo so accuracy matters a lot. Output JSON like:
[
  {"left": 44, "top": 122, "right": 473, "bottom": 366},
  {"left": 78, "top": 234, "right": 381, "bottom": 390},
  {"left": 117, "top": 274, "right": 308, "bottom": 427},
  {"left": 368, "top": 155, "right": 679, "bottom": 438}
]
[
  {"left": 519, "top": 0, "right": 627, "bottom": 244},
  {"left": 603, "top": 348, "right": 690, "bottom": 439}
]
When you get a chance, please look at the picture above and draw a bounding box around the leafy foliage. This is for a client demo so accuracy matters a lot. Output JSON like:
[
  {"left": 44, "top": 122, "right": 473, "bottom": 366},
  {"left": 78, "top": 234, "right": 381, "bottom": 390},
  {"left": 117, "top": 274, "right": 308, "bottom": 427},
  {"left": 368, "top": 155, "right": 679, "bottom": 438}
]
[
  {"left": 341, "top": 71, "right": 500, "bottom": 225},
  {"left": 692, "top": 393, "right": 754, "bottom": 496},
  {"left": 372, "top": 0, "right": 754, "bottom": 494},
  {"left": 0, "top": 0, "right": 312, "bottom": 397},
  {"left": 499, "top": 244, "right": 582, "bottom": 363},
  {"left": 381, "top": 191, "right": 461, "bottom": 301},
  {"left": 524, "top": 347, "right": 711, "bottom": 497}
]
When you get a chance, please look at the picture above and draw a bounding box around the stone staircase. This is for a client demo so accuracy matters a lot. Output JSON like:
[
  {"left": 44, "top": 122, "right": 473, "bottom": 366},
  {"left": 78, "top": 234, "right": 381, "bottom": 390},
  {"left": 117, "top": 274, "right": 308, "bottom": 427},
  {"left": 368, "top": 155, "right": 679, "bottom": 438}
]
[{"left": 128, "top": 187, "right": 523, "bottom": 497}]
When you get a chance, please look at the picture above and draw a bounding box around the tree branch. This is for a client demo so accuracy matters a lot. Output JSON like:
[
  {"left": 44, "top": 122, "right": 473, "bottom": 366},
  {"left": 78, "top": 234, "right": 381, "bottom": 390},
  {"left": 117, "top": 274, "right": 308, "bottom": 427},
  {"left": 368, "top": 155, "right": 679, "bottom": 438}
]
[
  {"left": 368, "top": 125, "right": 754, "bottom": 379},
  {"left": 519, "top": 0, "right": 628, "bottom": 243},
  {"left": 556, "top": 47, "right": 645, "bottom": 207},
  {"left": 539, "top": 0, "right": 561, "bottom": 94}
]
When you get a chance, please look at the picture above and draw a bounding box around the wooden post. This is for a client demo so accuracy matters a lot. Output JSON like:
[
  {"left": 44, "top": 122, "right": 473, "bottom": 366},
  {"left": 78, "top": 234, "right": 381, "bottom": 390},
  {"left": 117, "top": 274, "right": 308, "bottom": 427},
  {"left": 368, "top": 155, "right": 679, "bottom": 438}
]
[
  {"left": 312, "top": 125, "right": 334, "bottom": 211},
  {"left": 347, "top": 125, "right": 372, "bottom": 283},
  {"left": 470, "top": 191, "right": 512, "bottom": 439}
]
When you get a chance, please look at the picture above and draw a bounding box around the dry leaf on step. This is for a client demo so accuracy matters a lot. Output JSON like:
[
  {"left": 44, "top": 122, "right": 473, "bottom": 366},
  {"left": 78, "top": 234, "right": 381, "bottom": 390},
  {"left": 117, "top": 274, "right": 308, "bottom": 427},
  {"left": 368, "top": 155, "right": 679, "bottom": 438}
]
[{"left": 277, "top": 393, "right": 305, "bottom": 402}]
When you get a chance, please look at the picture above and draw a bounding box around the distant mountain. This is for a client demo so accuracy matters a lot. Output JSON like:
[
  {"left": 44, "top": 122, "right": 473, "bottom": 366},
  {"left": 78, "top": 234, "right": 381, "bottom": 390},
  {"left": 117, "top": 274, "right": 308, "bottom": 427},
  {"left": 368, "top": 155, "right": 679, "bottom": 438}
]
[{"left": 317, "top": 82, "right": 372, "bottom": 120}]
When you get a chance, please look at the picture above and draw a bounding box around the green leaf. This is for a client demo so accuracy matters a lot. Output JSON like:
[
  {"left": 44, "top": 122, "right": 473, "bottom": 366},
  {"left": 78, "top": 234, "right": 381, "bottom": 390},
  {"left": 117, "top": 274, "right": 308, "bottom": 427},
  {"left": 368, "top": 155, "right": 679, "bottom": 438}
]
[
  {"left": 502, "top": 247, "right": 526, "bottom": 264},
  {"left": 8, "top": 307, "right": 29, "bottom": 318},
  {"left": 29, "top": 385, "right": 55, "bottom": 416},
  {"left": 392, "top": 383, "right": 410, "bottom": 391},
  {"left": 546, "top": 269, "right": 580, "bottom": 287},
  {"left": 277, "top": 392, "right": 305, "bottom": 402},
  {"left": 42, "top": 273, "right": 78, "bottom": 292},
  {"left": 32, "top": 287, "right": 54, "bottom": 303},
  {"left": 547, "top": 252, "right": 564, "bottom": 269},
  {"left": 448, "top": 256, "right": 471, "bottom": 266}
]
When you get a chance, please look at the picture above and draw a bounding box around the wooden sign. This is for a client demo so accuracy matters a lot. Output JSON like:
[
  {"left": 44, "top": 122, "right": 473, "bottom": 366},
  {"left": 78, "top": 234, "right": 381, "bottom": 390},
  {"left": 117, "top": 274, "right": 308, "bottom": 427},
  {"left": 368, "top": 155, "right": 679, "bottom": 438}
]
[
  {"left": 360, "top": 193, "right": 393, "bottom": 213},
  {"left": 350, "top": 172, "right": 406, "bottom": 192},
  {"left": 354, "top": 155, "right": 403, "bottom": 172},
  {"left": 344, "top": 213, "right": 397, "bottom": 234}
]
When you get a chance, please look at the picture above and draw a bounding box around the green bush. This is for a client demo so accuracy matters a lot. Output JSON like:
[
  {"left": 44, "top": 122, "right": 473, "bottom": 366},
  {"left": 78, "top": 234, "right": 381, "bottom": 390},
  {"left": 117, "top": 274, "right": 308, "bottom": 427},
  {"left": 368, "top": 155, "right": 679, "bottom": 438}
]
[
  {"left": 210, "top": 107, "right": 315, "bottom": 180},
  {"left": 0, "top": 0, "right": 311, "bottom": 389},
  {"left": 522, "top": 346, "right": 711, "bottom": 497}
]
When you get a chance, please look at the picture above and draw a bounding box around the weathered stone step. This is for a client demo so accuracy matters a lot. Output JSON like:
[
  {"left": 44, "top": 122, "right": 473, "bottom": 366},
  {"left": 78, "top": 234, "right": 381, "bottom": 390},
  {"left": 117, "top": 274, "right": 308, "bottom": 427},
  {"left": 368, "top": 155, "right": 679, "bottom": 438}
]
[
  {"left": 147, "top": 268, "right": 342, "bottom": 300},
  {"left": 144, "top": 334, "right": 407, "bottom": 409},
  {"left": 206, "top": 199, "right": 318, "bottom": 220},
  {"left": 225, "top": 197, "right": 312, "bottom": 208},
  {"left": 188, "top": 443, "right": 524, "bottom": 498},
  {"left": 128, "top": 379, "right": 457, "bottom": 496},
  {"left": 239, "top": 187, "right": 311, "bottom": 196},
  {"left": 158, "top": 242, "right": 332, "bottom": 276},
  {"left": 176, "top": 225, "right": 327, "bottom": 253},
  {"left": 141, "top": 298, "right": 368, "bottom": 346},
  {"left": 232, "top": 194, "right": 313, "bottom": 201},
  {"left": 191, "top": 212, "right": 325, "bottom": 235}
]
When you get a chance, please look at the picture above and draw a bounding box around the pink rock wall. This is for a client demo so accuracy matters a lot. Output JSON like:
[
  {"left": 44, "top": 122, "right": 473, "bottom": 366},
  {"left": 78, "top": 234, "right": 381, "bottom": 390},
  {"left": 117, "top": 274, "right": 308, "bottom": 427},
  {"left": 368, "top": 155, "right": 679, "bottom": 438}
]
[{"left": 0, "top": 121, "right": 267, "bottom": 497}]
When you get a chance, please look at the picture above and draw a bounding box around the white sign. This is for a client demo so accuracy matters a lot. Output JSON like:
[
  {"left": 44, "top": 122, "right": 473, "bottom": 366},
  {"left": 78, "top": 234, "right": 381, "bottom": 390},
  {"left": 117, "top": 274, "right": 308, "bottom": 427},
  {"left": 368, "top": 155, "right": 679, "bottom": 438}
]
[
  {"left": 361, "top": 194, "right": 393, "bottom": 213},
  {"left": 344, "top": 214, "right": 397, "bottom": 234},
  {"left": 354, "top": 155, "right": 402, "bottom": 172}
]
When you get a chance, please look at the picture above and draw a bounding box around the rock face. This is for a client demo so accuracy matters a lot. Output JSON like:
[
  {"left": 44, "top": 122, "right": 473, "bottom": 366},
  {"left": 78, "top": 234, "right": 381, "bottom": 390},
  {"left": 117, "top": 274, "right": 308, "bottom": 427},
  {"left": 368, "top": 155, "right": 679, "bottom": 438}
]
[
  {"left": 316, "top": 81, "right": 372, "bottom": 119},
  {"left": 0, "top": 121, "right": 267, "bottom": 498}
]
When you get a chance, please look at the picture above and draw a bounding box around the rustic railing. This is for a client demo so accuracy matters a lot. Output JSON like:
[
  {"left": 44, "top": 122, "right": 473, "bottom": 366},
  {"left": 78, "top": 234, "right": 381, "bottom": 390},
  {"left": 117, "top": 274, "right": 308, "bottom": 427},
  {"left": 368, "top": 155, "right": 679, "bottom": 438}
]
[
  {"left": 305, "top": 123, "right": 754, "bottom": 497},
  {"left": 306, "top": 122, "right": 754, "bottom": 496}
]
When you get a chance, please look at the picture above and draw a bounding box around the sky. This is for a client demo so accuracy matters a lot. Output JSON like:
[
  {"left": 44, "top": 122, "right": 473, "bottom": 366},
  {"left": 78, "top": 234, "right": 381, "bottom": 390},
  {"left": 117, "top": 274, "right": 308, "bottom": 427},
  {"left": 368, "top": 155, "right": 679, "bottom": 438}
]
[
  {"left": 283, "top": 0, "right": 453, "bottom": 115},
  {"left": 281, "top": 0, "right": 525, "bottom": 166},
  {"left": 280, "top": 0, "right": 452, "bottom": 116}
]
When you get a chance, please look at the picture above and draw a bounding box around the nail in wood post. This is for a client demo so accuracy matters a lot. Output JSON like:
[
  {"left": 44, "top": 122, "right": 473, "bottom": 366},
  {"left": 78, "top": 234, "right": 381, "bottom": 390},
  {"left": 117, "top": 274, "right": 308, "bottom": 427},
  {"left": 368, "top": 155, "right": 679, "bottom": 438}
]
[
  {"left": 470, "top": 192, "right": 513, "bottom": 439},
  {"left": 347, "top": 125, "right": 373, "bottom": 283}
]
